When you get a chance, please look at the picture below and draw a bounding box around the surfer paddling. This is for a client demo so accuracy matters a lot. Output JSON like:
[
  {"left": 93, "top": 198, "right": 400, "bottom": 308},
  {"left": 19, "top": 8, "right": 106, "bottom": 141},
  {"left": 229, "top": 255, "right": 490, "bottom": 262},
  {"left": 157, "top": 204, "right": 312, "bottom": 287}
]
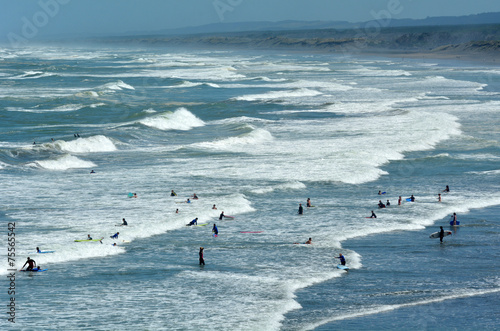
[{"left": 294, "top": 238, "right": 312, "bottom": 244}]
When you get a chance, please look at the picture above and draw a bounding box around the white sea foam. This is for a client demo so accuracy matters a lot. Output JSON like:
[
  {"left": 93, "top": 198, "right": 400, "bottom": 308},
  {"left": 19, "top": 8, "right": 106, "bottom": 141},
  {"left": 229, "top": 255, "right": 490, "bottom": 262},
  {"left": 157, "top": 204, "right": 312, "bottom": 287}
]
[
  {"left": 193, "top": 127, "right": 273, "bottom": 152},
  {"left": 343, "top": 67, "right": 412, "bottom": 77},
  {"left": 164, "top": 81, "right": 221, "bottom": 88},
  {"left": 139, "top": 107, "right": 205, "bottom": 131},
  {"left": 250, "top": 181, "right": 306, "bottom": 194},
  {"left": 468, "top": 169, "right": 500, "bottom": 175},
  {"left": 304, "top": 288, "right": 500, "bottom": 330},
  {"left": 33, "top": 154, "right": 96, "bottom": 170},
  {"left": 55, "top": 135, "right": 117, "bottom": 153},
  {"left": 99, "top": 80, "right": 135, "bottom": 91},
  {"left": 5, "top": 104, "right": 86, "bottom": 113},
  {"left": 189, "top": 110, "right": 461, "bottom": 185},
  {"left": 233, "top": 88, "right": 322, "bottom": 102},
  {"left": 9, "top": 71, "right": 56, "bottom": 79}
]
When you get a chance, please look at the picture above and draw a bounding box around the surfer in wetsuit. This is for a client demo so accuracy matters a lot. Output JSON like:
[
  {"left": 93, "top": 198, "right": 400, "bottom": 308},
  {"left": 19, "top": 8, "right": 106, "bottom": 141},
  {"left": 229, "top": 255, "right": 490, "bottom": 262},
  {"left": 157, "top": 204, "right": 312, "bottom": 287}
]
[
  {"left": 378, "top": 200, "right": 385, "bottom": 208},
  {"left": 443, "top": 185, "right": 450, "bottom": 192},
  {"left": 219, "top": 211, "right": 225, "bottom": 220},
  {"left": 87, "top": 234, "right": 93, "bottom": 240},
  {"left": 36, "top": 247, "right": 41, "bottom": 253},
  {"left": 439, "top": 226, "right": 445, "bottom": 243},
  {"left": 386, "top": 200, "right": 390, "bottom": 206},
  {"left": 298, "top": 203, "right": 303, "bottom": 215},
  {"left": 336, "top": 253, "right": 346, "bottom": 266},
  {"left": 212, "top": 224, "right": 218, "bottom": 236},
  {"left": 192, "top": 193, "right": 198, "bottom": 200},
  {"left": 21, "top": 257, "right": 36, "bottom": 271},
  {"left": 199, "top": 247, "right": 205, "bottom": 265},
  {"left": 121, "top": 218, "right": 128, "bottom": 226},
  {"left": 187, "top": 218, "right": 198, "bottom": 226},
  {"left": 370, "top": 211, "right": 377, "bottom": 218},
  {"left": 410, "top": 195, "right": 415, "bottom": 202},
  {"left": 110, "top": 232, "right": 119, "bottom": 239},
  {"left": 170, "top": 190, "right": 177, "bottom": 196}
]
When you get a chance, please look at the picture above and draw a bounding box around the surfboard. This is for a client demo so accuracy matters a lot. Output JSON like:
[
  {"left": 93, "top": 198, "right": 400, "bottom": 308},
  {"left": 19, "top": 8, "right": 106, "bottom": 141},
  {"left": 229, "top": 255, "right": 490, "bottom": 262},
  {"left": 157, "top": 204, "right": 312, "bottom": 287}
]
[
  {"left": 74, "top": 237, "right": 103, "bottom": 242},
  {"left": 37, "top": 251, "right": 55, "bottom": 254},
  {"left": 429, "top": 231, "right": 452, "bottom": 239},
  {"left": 337, "top": 264, "right": 349, "bottom": 270},
  {"left": 21, "top": 268, "right": 47, "bottom": 272},
  {"left": 223, "top": 215, "right": 235, "bottom": 219},
  {"left": 240, "top": 231, "right": 263, "bottom": 233},
  {"left": 449, "top": 220, "right": 460, "bottom": 226},
  {"left": 194, "top": 223, "right": 209, "bottom": 226}
]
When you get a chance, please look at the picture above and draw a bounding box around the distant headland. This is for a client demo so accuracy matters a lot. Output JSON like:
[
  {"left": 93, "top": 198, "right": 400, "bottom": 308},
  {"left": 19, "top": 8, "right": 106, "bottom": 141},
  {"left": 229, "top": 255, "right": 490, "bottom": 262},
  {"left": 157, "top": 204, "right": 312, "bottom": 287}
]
[{"left": 56, "top": 12, "right": 500, "bottom": 63}]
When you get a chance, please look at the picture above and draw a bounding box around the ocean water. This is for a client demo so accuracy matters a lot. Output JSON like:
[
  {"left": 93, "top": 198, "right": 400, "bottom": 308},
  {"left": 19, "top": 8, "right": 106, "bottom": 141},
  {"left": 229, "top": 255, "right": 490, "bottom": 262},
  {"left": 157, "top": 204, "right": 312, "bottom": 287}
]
[{"left": 0, "top": 45, "right": 499, "bottom": 330}]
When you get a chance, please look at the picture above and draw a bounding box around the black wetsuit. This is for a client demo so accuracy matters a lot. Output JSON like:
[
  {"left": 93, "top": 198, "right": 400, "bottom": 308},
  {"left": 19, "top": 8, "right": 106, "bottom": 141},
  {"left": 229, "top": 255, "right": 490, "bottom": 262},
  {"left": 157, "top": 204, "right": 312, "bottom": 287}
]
[
  {"left": 199, "top": 250, "right": 205, "bottom": 265},
  {"left": 439, "top": 227, "right": 445, "bottom": 242}
]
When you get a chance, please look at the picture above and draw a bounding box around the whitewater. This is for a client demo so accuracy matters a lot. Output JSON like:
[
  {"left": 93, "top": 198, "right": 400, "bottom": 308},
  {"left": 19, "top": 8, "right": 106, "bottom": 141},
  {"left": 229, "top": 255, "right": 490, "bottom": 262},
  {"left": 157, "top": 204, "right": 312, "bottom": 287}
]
[{"left": 0, "top": 45, "right": 499, "bottom": 330}]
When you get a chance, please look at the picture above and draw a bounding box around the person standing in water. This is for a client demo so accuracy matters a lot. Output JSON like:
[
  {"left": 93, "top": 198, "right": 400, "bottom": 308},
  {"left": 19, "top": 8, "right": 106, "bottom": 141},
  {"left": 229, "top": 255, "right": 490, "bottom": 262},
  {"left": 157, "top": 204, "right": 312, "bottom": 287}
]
[
  {"left": 306, "top": 198, "right": 312, "bottom": 207},
  {"left": 212, "top": 224, "right": 218, "bottom": 236},
  {"left": 298, "top": 203, "right": 303, "bottom": 215},
  {"left": 450, "top": 213, "right": 458, "bottom": 225},
  {"left": 439, "top": 226, "right": 445, "bottom": 243},
  {"left": 199, "top": 247, "right": 205, "bottom": 265}
]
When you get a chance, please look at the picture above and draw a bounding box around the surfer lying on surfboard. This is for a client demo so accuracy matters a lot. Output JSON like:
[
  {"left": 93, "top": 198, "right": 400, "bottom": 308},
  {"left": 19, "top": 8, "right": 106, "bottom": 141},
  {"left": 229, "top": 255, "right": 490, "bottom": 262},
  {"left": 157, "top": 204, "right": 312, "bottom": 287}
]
[{"left": 294, "top": 238, "right": 312, "bottom": 244}]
